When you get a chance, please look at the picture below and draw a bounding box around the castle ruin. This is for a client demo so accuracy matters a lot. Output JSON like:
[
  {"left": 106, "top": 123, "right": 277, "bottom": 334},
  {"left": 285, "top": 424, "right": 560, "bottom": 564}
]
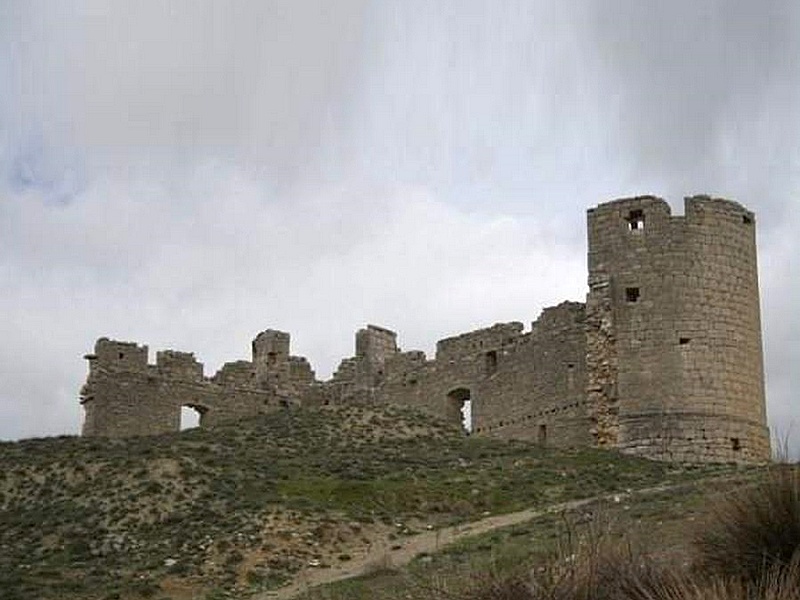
[{"left": 80, "top": 195, "right": 771, "bottom": 463}]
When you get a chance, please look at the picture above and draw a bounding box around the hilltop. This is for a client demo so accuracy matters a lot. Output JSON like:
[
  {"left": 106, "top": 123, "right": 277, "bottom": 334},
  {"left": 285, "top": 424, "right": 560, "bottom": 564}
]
[{"left": 0, "top": 404, "right": 734, "bottom": 600}]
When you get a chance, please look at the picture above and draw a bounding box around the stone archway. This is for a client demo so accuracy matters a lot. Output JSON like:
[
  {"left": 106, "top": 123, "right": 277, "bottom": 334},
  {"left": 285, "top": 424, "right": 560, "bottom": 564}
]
[
  {"left": 180, "top": 404, "right": 208, "bottom": 431},
  {"left": 447, "top": 387, "right": 472, "bottom": 433}
]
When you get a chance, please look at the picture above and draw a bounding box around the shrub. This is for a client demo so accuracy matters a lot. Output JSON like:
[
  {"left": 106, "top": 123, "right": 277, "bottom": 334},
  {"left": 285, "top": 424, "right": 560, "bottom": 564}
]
[{"left": 694, "top": 466, "right": 800, "bottom": 584}]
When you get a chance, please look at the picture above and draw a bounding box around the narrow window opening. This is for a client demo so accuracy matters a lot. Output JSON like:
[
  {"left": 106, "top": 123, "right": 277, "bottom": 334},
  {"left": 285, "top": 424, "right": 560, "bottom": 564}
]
[
  {"left": 461, "top": 399, "right": 472, "bottom": 434},
  {"left": 731, "top": 437, "right": 741, "bottom": 452},
  {"left": 538, "top": 424, "right": 547, "bottom": 446},
  {"left": 742, "top": 215, "right": 753, "bottom": 225},
  {"left": 627, "top": 209, "right": 645, "bottom": 231},
  {"left": 485, "top": 350, "right": 498, "bottom": 375},
  {"left": 679, "top": 337, "right": 691, "bottom": 345},
  {"left": 446, "top": 388, "right": 472, "bottom": 433},
  {"left": 180, "top": 405, "right": 203, "bottom": 430},
  {"left": 118, "top": 352, "right": 125, "bottom": 360},
  {"left": 625, "top": 287, "right": 640, "bottom": 303}
]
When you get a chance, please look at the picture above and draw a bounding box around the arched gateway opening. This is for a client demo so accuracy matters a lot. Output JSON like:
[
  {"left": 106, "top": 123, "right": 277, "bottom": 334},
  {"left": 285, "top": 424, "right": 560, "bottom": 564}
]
[
  {"left": 180, "top": 404, "right": 208, "bottom": 431},
  {"left": 447, "top": 388, "right": 472, "bottom": 433}
]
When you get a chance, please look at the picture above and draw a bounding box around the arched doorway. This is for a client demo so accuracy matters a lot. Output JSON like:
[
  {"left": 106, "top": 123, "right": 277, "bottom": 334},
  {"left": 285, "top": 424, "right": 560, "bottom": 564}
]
[
  {"left": 180, "top": 404, "right": 208, "bottom": 431},
  {"left": 447, "top": 388, "right": 472, "bottom": 433}
]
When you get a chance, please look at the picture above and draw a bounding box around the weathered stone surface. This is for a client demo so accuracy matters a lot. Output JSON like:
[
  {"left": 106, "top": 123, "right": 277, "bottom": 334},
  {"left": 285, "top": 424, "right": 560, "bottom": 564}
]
[{"left": 79, "top": 195, "right": 770, "bottom": 464}]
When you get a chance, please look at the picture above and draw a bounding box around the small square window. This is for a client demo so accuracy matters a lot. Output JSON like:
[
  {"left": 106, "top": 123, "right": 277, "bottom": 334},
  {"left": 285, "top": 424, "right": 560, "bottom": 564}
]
[
  {"left": 742, "top": 214, "right": 753, "bottom": 225},
  {"left": 679, "top": 337, "right": 691, "bottom": 345},
  {"left": 625, "top": 287, "right": 640, "bottom": 303}
]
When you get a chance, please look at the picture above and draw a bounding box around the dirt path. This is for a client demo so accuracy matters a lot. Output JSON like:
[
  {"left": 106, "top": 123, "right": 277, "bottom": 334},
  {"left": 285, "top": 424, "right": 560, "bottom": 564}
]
[{"left": 254, "top": 481, "right": 685, "bottom": 599}]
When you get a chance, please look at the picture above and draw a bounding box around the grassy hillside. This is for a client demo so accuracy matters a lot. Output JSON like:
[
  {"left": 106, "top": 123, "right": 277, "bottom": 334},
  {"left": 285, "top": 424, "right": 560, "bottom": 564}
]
[
  {"left": 0, "top": 405, "right": 729, "bottom": 600},
  {"left": 315, "top": 466, "right": 799, "bottom": 600}
]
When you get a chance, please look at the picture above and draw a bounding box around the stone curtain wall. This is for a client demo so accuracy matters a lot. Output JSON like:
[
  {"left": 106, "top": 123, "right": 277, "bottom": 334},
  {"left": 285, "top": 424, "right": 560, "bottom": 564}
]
[{"left": 79, "top": 195, "right": 771, "bottom": 464}]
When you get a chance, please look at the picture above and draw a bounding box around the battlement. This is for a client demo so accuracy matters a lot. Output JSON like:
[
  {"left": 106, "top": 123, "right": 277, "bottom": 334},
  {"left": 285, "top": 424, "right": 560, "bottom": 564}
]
[
  {"left": 78, "top": 195, "right": 770, "bottom": 464},
  {"left": 355, "top": 325, "right": 398, "bottom": 361},
  {"left": 85, "top": 338, "right": 149, "bottom": 372},
  {"left": 436, "top": 322, "right": 524, "bottom": 362},
  {"left": 156, "top": 350, "right": 204, "bottom": 381},
  {"left": 212, "top": 361, "right": 257, "bottom": 388},
  {"left": 684, "top": 194, "right": 753, "bottom": 220},
  {"left": 252, "top": 329, "right": 290, "bottom": 362},
  {"left": 533, "top": 302, "right": 586, "bottom": 333}
]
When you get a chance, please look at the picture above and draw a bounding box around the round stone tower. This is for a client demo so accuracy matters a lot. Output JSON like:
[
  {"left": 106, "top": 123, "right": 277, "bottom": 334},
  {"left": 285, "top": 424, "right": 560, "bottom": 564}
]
[{"left": 586, "top": 195, "right": 770, "bottom": 462}]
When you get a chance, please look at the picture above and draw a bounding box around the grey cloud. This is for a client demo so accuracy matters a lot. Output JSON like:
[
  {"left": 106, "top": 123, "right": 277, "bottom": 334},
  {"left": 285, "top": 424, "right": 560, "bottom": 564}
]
[
  {"left": 584, "top": 0, "right": 800, "bottom": 212},
  {"left": 2, "top": 0, "right": 369, "bottom": 186},
  {"left": 0, "top": 1, "right": 797, "bottom": 455}
]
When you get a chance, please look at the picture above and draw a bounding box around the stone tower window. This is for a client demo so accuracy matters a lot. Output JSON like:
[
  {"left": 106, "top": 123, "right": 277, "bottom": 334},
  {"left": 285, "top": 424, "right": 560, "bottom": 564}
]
[
  {"left": 625, "top": 287, "right": 640, "bottom": 303},
  {"left": 731, "top": 437, "right": 741, "bottom": 452},
  {"left": 679, "top": 337, "right": 691, "bottom": 345},
  {"left": 743, "top": 214, "right": 753, "bottom": 225},
  {"left": 627, "top": 209, "right": 645, "bottom": 231}
]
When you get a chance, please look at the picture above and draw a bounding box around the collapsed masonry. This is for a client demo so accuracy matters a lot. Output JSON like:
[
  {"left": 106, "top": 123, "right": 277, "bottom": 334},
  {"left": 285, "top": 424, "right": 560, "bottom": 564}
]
[{"left": 80, "top": 195, "right": 771, "bottom": 463}]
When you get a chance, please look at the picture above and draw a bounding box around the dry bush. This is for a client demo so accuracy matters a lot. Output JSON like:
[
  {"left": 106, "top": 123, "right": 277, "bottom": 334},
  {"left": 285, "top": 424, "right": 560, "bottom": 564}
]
[
  {"left": 658, "top": 556, "right": 800, "bottom": 600},
  {"left": 430, "top": 536, "right": 684, "bottom": 600},
  {"left": 693, "top": 466, "right": 800, "bottom": 585},
  {"left": 448, "top": 549, "right": 800, "bottom": 600}
]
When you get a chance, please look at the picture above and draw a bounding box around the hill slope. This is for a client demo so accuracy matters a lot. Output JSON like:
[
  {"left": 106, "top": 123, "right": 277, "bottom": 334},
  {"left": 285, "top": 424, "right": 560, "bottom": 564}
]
[{"left": 0, "top": 404, "right": 722, "bottom": 600}]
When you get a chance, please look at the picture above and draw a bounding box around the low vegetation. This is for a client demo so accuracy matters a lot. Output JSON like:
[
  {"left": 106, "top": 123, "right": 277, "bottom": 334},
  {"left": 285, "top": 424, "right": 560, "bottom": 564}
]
[
  {"left": 0, "top": 404, "right": 723, "bottom": 600},
  {"left": 298, "top": 465, "right": 799, "bottom": 600}
]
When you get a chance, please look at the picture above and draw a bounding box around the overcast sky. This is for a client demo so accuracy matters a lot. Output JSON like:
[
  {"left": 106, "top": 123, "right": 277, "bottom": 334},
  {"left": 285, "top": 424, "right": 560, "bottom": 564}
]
[{"left": 1, "top": 1, "right": 797, "bottom": 455}]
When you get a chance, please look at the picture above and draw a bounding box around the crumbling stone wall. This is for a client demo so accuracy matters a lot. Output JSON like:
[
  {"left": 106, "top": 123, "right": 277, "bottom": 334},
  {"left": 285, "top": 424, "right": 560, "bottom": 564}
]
[
  {"left": 80, "top": 332, "right": 305, "bottom": 437},
  {"left": 79, "top": 195, "right": 771, "bottom": 464}
]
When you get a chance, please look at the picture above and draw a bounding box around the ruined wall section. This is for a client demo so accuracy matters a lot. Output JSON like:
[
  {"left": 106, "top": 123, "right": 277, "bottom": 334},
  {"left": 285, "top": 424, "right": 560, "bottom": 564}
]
[
  {"left": 586, "top": 273, "right": 618, "bottom": 447},
  {"left": 369, "top": 322, "right": 524, "bottom": 428},
  {"left": 431, "top": 322, "right": 525, "bottom": 428},
  {"left": 81, "top": 333, "right": 307, "bottom": 437},
  {"left": 474, "top": 304, "right": 590, "bottom": 446},
  {"left": 328, "top": 325, "right": 399, "bottom": 402},
  {"left": 587, "top": 195, "right": 770, "bottom": 462},
  {"left": 375, "top": 308, "right": 589, "bottom": 447},
  {"left": 81, "top": 340, "right": 163, "bottom": 437}
]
